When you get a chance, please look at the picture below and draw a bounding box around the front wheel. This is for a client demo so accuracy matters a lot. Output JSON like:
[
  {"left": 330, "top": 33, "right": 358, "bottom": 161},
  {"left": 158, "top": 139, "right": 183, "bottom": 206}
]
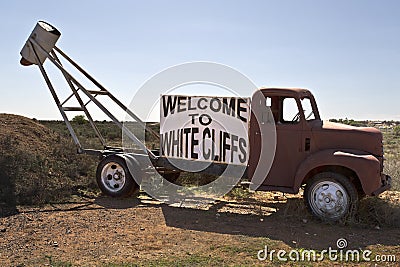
[
  {"left": 96, "top": 155, "right": 139, "bottom": 197},
  {"left": 304, "top": 172, "right": 358, "bottom": 222}
]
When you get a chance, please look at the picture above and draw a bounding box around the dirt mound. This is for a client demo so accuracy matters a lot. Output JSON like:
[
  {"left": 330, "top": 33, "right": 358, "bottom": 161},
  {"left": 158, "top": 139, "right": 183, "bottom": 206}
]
[
  {"left": 0, "top": 114, "right": 63, "bottom": 154},
  {"left": 0, "top": 114, "right": 96, "bottom": 213}
]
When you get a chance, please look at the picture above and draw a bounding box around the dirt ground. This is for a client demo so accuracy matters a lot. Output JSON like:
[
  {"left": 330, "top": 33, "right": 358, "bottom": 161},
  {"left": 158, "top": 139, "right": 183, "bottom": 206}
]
[
  {"left": 0, "top": 192, "right": 399, "bottom": 267},
  {"left": 0, "top": 114, "right": 399, "bottom": 266}
]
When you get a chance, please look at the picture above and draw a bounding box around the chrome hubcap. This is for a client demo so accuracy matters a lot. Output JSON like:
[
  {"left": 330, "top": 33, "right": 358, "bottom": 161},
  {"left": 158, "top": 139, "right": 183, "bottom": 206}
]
[
  {"left": 310, "top": 180, "right": 349, "bottom": 219},
  {"left": 101, "top": 162, "right": 126, "bottom": 192}
]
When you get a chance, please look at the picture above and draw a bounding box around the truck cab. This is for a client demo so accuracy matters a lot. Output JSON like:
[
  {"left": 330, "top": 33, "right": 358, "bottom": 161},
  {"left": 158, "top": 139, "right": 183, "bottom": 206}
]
[{"left": 249, "top": 88, "right": 391, "bottom": 221}]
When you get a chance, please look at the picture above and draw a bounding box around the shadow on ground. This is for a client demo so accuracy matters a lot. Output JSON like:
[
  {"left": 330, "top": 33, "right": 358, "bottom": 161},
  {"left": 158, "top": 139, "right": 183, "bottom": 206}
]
[
  {"left": 2, "top": 192, "right": 399, "bottom": 251},
  {"left": 159, "top": 196, "right": 400, "bottom": 250},
  {"left": 91, "top": 192, "right": 400, "bottom": 250}
]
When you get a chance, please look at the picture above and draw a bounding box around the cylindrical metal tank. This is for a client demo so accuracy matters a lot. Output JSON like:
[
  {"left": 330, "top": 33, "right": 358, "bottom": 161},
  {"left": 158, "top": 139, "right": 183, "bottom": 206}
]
[{"left": 20, "top": 21, "right": 61, "bottom": 66}]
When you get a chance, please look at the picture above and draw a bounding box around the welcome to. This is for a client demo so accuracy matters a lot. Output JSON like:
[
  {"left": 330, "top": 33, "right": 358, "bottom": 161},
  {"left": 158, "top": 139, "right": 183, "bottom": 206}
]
[{"left": 160, "top": 95, "right": 250, "bottom": 165}]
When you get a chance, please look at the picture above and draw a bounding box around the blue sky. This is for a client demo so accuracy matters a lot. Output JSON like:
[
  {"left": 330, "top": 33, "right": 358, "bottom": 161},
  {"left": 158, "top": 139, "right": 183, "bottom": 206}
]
[{"left": 1, "top": 1, "right": 399, "bottom": 121}]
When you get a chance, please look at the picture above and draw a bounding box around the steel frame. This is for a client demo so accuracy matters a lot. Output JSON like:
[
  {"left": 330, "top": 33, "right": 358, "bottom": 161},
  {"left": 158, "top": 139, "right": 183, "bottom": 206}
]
[
  {"left": 28, "top": 37, "right": 158, "bottom": 160},
  {"left": 27, "top": 36, "right": 241, "bottom": 177}
]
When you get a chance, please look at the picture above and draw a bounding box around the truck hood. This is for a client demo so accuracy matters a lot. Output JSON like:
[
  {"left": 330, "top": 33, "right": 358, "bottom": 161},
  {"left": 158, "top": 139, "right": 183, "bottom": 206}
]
[{"left": 311, "top": 121, "right": 383, "bottom": 156}]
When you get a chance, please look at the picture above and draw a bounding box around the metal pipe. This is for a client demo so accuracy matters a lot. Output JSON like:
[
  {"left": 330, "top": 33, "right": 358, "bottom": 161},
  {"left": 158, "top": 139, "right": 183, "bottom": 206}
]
[
  {"left": 30, "top": 38, "right": 156, "bottom": 159},
  {"left": 30, "top": 41, "right": 82, "bottom": 150},
  {"left": 53, "top": 46, "right": 160, "bottom": 140},
  {"left": 61, "top": 91, "right": 79, "bottom": 106},
  {"left": 51, "top": 50, "right": 107, "bottom": 147}
]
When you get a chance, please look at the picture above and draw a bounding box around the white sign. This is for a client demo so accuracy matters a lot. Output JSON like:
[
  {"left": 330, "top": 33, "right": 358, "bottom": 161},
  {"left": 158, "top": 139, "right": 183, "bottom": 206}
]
[{"left": 160, "top": 95, "right": 250, "bottom": 165}]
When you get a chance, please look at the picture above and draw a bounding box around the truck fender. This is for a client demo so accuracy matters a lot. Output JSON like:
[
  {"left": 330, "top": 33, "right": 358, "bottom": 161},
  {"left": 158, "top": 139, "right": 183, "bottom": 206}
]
[
  {"left": 293, "top": 149, "right": 381, "bottom": 195},
  {"left": 114, "top": 153, "right": 144, "bottom": 185}
]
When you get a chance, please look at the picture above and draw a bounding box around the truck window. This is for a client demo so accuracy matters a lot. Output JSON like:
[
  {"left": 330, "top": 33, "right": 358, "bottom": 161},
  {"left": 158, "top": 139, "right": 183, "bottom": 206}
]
[
  {"left": 282, "top": 97, "right": 300, "bottom": 123},
  {"left": 301, "top": 97, "right": 315, "bottom": 121}
]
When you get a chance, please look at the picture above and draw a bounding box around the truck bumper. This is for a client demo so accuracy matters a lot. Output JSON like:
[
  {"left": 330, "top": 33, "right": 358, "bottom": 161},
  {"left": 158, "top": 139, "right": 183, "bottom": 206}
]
[{"left": 372, "top": 174, "right": 391, "bottom": 196}]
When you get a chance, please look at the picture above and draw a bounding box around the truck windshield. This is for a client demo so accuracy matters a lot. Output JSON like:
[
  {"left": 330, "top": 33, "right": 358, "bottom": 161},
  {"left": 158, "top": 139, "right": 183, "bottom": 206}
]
[{"left": 301, "top": 97, "right": 315, "bottom": 121}]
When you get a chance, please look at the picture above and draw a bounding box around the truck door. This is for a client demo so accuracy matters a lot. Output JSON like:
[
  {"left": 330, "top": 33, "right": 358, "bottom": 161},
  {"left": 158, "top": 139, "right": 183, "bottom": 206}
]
[{"left": 249, "top": 93, "right": 313, "bottom": 190}]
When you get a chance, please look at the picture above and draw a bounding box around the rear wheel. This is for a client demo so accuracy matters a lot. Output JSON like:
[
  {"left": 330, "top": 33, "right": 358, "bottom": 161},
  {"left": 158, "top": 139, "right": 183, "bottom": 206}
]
[
  {"left": 96, "top": 155, "right": 139, "bottom": 197},
  {"left": 304, "top": 172, "right": 358, "bottom": 222}
]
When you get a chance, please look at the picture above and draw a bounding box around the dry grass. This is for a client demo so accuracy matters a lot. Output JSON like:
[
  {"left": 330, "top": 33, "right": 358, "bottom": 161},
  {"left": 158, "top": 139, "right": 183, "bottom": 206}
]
[
  {"left": 357, "top": 191, "right": 400, "bottom": 227},
  {"left": 384, "top": 155, "right": 400, "bottom": 191},
  {"left": 382, "top": 129, "right": 400, "bottom": 191},
  {"left": 0, "top": 114, "right": 97, "bottom": 212},
  {"left": 225, "top": 188, "right": 400, "bottom": 228}
]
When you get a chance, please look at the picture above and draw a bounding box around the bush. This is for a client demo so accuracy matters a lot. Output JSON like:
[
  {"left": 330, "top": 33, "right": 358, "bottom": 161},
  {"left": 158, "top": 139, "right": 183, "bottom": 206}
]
[
  {"left": 393, "top": 125, "right": 400, "bottom": 136},
  {"left": 0, "top": 115, "right": 98, "bottom": 207},
  {"left": 72, "top": 115, "right": 87, "bottom": 125}
]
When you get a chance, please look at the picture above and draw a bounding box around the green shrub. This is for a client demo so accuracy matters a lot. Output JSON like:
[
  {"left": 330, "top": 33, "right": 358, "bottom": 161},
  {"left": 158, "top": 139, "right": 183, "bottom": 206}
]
[
  {"left": 393, "top": 125, "right": 400, "bottom": 136},
  {"left": 72, "top": 115, "right": 87, "bottom": 124}
]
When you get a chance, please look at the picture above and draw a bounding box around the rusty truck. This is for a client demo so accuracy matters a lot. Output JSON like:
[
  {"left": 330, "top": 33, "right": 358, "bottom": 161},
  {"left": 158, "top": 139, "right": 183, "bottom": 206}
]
[{"left": 20, "top": 21, "right": 391, "bottom": 221}]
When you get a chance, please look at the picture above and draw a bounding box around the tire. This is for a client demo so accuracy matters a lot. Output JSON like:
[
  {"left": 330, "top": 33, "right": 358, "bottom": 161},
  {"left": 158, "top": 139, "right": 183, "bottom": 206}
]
[
  {"left": 96, "top": 155, "right": 139, "bottom": 198},
  {"left": 304, "top": 172, "right": 358, "bottom": 222}
]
